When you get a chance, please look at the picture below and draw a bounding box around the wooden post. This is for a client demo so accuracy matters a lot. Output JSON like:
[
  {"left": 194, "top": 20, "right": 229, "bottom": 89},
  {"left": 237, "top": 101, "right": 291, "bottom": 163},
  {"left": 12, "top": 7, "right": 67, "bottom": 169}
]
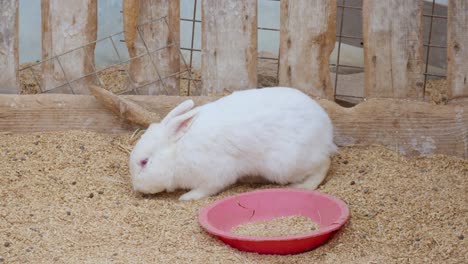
[
  {"left": 447, "top": 0, "right": 468, "bottom": 101},
  {"left": 363, "top": 0, "right": 424, "bottom": 99},
  {"left": 124, "top": 0, "right": 180, "bottom": 95},
  {"left": 278, "top": 0, "right": 336, "bottom": 99},
  {"left": 41, "top": 0, "right": 98, "bottom": 94},
  {"left": 0, "top": 0, "right": 19, "bottom": 94},
  {"left": 201, "top": 0, "right": 257, "bottom": 96}
]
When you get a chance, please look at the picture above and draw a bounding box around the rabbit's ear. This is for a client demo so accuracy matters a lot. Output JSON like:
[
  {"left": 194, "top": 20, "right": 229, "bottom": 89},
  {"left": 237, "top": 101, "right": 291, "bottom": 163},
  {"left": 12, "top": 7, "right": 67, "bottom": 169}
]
[
  {"left": 162, "top": 100, "right": 195, "bottom": 125},
  {"left": 165, "top": 108, "right": 199, "bottom": 141}
]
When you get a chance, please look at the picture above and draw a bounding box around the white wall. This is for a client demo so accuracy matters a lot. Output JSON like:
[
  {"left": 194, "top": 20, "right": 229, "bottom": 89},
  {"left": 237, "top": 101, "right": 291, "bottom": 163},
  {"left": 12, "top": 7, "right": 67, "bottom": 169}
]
[
  {"left": 19, "top": 0, "right": 41, "bottom": 63},
  {"left": 426, "top": 0, "right": 447, "bottom": 5}
]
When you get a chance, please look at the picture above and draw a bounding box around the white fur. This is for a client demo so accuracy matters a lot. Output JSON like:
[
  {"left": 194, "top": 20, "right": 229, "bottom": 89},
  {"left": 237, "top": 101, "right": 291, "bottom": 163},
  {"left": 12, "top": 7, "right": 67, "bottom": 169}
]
[{"left": 129, "top": 87, "right": 337, "bottom": 200}]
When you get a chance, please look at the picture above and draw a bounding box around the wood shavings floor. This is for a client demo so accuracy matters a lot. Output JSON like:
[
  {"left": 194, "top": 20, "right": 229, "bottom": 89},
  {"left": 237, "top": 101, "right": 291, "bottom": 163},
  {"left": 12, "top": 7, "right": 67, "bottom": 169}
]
[{"left": 0, "top": 131, "right": 466, "bottom": 263}]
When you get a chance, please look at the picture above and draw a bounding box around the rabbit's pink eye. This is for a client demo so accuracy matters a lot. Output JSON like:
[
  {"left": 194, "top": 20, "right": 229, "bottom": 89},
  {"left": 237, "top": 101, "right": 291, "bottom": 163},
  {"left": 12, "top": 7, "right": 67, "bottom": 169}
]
[{"left": 140, "top": 158, "right": 148, "bottom": 167}]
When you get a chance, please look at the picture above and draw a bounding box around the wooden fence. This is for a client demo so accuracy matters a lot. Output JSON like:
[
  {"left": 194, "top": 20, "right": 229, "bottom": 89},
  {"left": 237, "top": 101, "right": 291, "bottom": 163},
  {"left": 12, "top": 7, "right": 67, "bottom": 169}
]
[{"left": 0, "top": 0, "right": 467, "bottom": 158}]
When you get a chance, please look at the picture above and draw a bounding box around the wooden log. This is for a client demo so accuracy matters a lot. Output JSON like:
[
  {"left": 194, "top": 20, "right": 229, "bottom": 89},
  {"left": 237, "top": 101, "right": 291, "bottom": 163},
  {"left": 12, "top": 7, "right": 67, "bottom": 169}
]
[
  {"left": 41, "top": 0, "right": 98, "bottom": 94},
  {"left": 125, "top": 0, "right": 180, "bottom": 95},
  {"left": 0, "top": 0, "right": 19, "bottom": 94},
  {"left": 278, "top": 0, "right": 336, "bottom": 99},
  {"left": 89, "top": 85, "right": 160, "bottom": 127},
  {"left": 363, "top": 0, "right": 424, "bottom": 99},
  {"left": 0, "top": 94, "right": 466, "bottom": 159},
  {"left": 447, "top": 0, "right": 468, "bottom": 101},
  {"left": 201, "top": 0, "right": 257, "bottom": 96}
]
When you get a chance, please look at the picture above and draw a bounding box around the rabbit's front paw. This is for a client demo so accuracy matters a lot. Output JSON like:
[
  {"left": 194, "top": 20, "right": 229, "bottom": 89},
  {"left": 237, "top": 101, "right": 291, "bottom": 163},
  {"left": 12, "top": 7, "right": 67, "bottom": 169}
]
[
  {"left": 179, "top": 185, "right": 225, "bottom": 200},
  {"left": 179, "top": 189, "right": 210, "bottom": 200}
]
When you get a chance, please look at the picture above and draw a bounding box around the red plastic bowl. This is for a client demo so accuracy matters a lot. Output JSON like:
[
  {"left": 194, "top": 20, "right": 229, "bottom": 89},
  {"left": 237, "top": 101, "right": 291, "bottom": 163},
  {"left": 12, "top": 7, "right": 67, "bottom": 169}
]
[{"left": 198, "top": 188, "right": 350, "bottom": 255}]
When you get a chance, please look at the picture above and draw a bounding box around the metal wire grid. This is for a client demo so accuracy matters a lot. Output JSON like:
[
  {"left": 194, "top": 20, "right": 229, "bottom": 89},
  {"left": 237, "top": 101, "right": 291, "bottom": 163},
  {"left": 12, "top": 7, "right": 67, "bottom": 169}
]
[
  {"left": 19, "top": 16, "right": 195, "bottom": 95},
  {"left": 19, "top": 0, "right": 447, "bottom": 100},
  {"left": 180, "top": 0, "right": 448, "bottom": 102},
  {"left": 422, "top": 0, "right": 448, "bottom": 87},
  {"left": 180, "top": 0, "right": 200, "bottom": 95}
]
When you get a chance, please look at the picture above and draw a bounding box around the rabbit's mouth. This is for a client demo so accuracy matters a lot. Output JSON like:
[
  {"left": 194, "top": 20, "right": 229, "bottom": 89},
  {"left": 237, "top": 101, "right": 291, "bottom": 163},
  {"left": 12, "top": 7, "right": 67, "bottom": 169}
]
[{"left": 132, "top": 174, "right": 166, "bottom": 194}]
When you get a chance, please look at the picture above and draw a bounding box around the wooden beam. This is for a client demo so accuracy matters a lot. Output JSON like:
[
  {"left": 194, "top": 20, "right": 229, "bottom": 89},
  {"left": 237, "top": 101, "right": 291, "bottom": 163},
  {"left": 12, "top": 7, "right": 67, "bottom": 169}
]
[
  {"left": 278, "top": 0, "right": 336, "bottom": 99},
  {"left": 447, "top": 0, "right": 468, "bottom": 101},
  {"left": 124, "top": 0, "right": 180, "bottom": 95},
  {"left": 363, "top": 0, "right": 424, "bottom": 99},
  {"left": 201, "top": 0, "right": 257, "bottom": 96},
  {"left": 0, "top": 0, "right": 19, "bottom": 94},
  {"left": 0, "top": 94, "right": 466, "bottom": 159},
  {"left": 41, "top": 0, "right": 98, "bottom": 94}
]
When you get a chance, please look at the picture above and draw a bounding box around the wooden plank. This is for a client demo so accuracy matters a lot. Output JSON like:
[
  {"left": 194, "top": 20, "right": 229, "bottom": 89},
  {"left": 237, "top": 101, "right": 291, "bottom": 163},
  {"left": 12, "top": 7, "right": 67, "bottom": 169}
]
[
  {"left": 201, "top": 0, "right": 257, "bottom": 96},
  {"left": 447, "top": 0, "right": 468, "bottom": 101},
  {"left": 0, "top": 94, "right": 466, "bottom": 159},
  {"left": 0, "top": 94, "right": 214, "bottom": 133},
  {"left": 278, "top": 0, "right": 336, "bottom": 99},
  {"left": 0, "top": 0, "right": 19, "bottom": 94},
  {"left": 124, "top": 0, "right": 180, "bottom": 95},
  {"left": 41, "top": 0, "right": 98, "bottom": 94},
  {"left": 363, "top": 0, "right": 424, "bottom": 99}
]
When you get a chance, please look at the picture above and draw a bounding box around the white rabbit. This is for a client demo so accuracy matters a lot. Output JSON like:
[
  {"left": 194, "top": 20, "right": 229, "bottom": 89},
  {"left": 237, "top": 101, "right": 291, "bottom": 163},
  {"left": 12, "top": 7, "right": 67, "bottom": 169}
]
[{"left": 129, "top": 87, "right": 337, "bottom": 200}]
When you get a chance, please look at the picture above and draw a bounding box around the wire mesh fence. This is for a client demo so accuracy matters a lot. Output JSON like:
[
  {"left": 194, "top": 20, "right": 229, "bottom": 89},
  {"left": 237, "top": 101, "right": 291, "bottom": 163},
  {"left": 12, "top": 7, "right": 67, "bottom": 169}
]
[
  {"left": 19, "top": 16, "right": 198, "bottom": 96},
  {"left": 18, "top": 0, "right": 448, "bottom": 104}
]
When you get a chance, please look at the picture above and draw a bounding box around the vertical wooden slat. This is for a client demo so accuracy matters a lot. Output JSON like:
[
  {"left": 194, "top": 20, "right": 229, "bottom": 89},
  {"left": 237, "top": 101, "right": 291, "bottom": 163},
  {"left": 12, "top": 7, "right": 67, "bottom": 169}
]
[
  {"left": 278, "top": 0, "right": 336, "bottom": 99},
  {"left": 363, "top": 0, "right": 424, "bottom": 99},
  {"left": 123, "top": 0, "right": 140, "bottom": 52},
  {"left": 0, "top": 0, "right": 19, "bottom": 94},
  {"left": 41, "top": 0, "right": 97, "bottom": 94},
  {"left": 201, "top": 0, "right": 257, "bottom": 96},
  {"left": 447, "top": 0, "right": 468, "bottom": 101},
  {"left": 125, "top": 0, "right": 180, "bottom": 95}
]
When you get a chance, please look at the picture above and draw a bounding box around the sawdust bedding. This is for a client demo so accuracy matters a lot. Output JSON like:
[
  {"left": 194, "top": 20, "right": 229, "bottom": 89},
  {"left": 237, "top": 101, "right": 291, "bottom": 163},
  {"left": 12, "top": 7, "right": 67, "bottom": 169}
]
[
  {"left": 0, "top": 131, "right": 466, "bottom": 263},
  {"left": 231, "top": 215, "right": 319, "bottom": 237}
]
